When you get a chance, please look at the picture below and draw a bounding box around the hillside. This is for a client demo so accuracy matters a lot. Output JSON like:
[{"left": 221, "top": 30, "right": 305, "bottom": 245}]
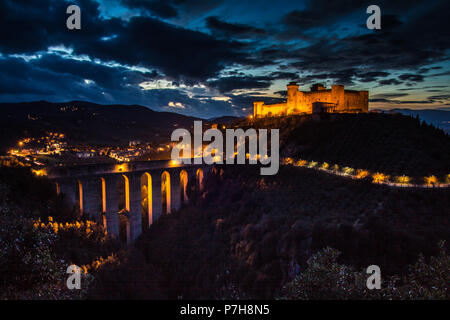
[
  {"left": 237, "top": 113, "right": 450, "bottom": 177},
  {"left": 0, "top": 101, "right": 202, "bottom": 152},
  {"left": 136, "top": 164, "right": 450, "bottom": 299},
  {"left": 131, "top": 113, "right": 450, "bottom": 299},
  {"left": 392, "top": 109, "right": 450, "bottom": 134}
]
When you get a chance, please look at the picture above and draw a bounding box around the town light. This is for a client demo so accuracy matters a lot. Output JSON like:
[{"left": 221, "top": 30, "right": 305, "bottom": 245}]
[{"left": 32, "top": 169, "right": 47, "bottom": 176}]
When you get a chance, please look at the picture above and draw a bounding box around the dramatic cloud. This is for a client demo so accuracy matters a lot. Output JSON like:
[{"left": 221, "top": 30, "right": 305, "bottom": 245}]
[{"left": 0, "top": 0, "right": 449, "bottom": 117}]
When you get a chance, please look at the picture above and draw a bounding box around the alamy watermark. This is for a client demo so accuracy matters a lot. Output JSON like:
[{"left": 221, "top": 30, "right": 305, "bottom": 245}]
[
  {"left": 66, "top": 5, "right": 81, "bottom": 30},
  {"left": 66, "top": 264, "right": 82, "bottom": 289},
  {"left": 171, "top": 121, "right": 279, "bottom": 175},
  {"left": 366, "top": 265, "right": 381, "bottom": 289},
  {"left": 366, "top": 5, "right": 381, "bottom": 30}
]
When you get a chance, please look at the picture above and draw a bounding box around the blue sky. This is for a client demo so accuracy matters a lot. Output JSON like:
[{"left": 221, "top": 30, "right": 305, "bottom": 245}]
[{"left": 0, "top": 0, "right": 449, "bottom": 118}]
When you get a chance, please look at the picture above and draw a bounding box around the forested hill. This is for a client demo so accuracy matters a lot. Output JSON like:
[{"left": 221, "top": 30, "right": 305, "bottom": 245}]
[
  {"left": 238, "top": 113, "right": 450, "bottom": 177},
  {"left": 136, "top": 164, "right": 450, "bottom": 299}
]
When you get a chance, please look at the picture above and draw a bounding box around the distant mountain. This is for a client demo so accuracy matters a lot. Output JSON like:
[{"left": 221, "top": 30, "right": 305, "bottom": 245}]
[
  {"left": 0, "top": 100, "right": 203, "bottom": 152},
  {"left": 209, "top": 115, "right": 242, "bottom": 124},
  {"left": 390, "top": 109, "right": 450, "bottom": 134}
]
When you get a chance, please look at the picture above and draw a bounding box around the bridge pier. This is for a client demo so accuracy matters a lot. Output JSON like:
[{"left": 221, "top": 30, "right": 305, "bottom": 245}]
[
  {"left": 129, "top": 173, "right": 142, "bottom": 242},
  {"left": 59, "top": 181, "right": 77, "bottom": 211},
  {"left": 104, "top": 175, "right": 119, "bottom": 238},
  {"left": 152, "top": 173, "right": 163, "bottom": 221},
  {"left": 82, "top": 178, "right": 100, "bottom": 220},
  {"left": 171, "top": 171, "right": 181, "bottom": 212}
]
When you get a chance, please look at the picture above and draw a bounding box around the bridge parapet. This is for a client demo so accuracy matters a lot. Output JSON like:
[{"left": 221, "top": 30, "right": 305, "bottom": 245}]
[{"left": 46, "top": 159, "right": 184, "bottom": 179}]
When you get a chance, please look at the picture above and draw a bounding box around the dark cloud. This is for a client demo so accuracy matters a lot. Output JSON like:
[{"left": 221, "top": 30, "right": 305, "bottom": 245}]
[
  {"left": 205, "top": 16, "right": 266, "bottom": 39},
  {"left": 36, "top": 54, "right": 160, "bottom": 90},
  {"left": 230, "top": 93, "right": 284, "bottom": 110},
  {"left": 370, "top": 93, "right": 450, "bottom": 105},
  {"left": 370, "top": 99, "right": 434, "bottom": 104},
  {"left": 122, "top": 0, "right": 224, "bottom": 21},
  {"left": 282, "top": 0, "right": 366, "bottom": 31},
  {"left": 0, "top": 0, "right": 110, "bottom": 54},
  {"left": 371, "top": 93, "right": 409, "bottom": 99},
  {"left": 274, "top": 90, "right": 287, "bottom": 98},
  {"left": 268, "top": 72, "right": 299, "bottom": 80},
  {"left": 427, "top": 94, "right": 450, "bottom": 103},
  {"left": 295, "top": 69, "right": 358, "bottom": 86},
  {"left": 357, "top": 71, "right": 390, "bottom": 82},
  {"left": 0, "top": 0, "right": 248, "bottom": 83},
  {"left": 379, "top": 79, "right": 402, "bottom": 85},
  {"left": 267, "top": 0, "right": 450, "bottom": 85},
  {"left": 399, "top": 74, "right": 425, "bottom": 82},
  {"left": 207, "top": 76, "right": 273, "bottom": 93},
  {"left": 281, "top": 1, "right": 414, "bottom": 37},
  {"left": 73, "top": 15, "right": 248, "bottom": 81},
  {"left": 121, "top": 0, "right": 178, "bottom": 18}
]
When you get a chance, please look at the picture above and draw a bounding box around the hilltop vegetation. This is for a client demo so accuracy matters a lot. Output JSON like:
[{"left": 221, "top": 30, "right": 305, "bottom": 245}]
[{"left": 238, "top": 113, "right": 450, "bottom": 177}]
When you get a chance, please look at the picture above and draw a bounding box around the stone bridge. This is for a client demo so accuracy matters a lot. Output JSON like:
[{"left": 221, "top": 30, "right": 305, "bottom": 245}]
[{"left": 47, "top": 160, "right": 209, "bottom": 243}]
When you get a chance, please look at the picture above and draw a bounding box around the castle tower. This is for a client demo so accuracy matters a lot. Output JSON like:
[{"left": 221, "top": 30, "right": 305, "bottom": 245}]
[
  {"left": 359, "top": 91, "right": 369, "bottom": 112},
  {"left": 253, "top": 101, "right": 264, "bottom": 118},
  {"left": 331, "top": 85, "right": 345, "bottom": 111},
  {"left": 287, "top": 82, "right": 299, "bottom": 114}
]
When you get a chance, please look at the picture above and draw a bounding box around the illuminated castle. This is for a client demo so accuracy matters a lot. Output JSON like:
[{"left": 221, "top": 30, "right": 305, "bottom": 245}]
[{"left": 253, "top": 82, "right": 369, "bottom": 117}]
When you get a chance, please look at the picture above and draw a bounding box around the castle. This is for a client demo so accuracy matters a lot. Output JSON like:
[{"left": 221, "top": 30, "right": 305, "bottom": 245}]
[{"left": 253, "top": 82, "right": 368, "bottom": 118}]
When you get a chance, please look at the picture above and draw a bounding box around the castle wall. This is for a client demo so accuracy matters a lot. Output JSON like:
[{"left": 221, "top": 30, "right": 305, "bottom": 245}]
[{"left": 259, "top": 103, "right": 287, "bottom": 117}]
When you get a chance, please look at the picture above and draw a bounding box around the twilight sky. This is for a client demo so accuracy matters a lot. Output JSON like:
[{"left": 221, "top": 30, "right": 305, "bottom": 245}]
[{"left": 0, "top": 0, "right": 449, "bottom": 118}]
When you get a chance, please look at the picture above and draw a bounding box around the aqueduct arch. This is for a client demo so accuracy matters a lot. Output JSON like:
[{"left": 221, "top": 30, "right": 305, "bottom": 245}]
[
  {"left": 196, "top": 168, "right": 204, "bottom": 193},
  {"left": 161, "top": 171, "right": 171, "bottom": 215},
  {"left": 48, "top": 160, "right": 210, "bottom": 243},
  {"left": 180, "top": 169, "right": 188, "bottom": 204},
  {"left": 76, "top": 180, "right": 84, "bottom": 215},
  {"left": 118, "top": 174, "right": 130, "bottom": 212},
  {"left": 117, "top": 174, "right": 131, "bottom": 243},
  {"left": 141, "top": 172, "right": 153, "bottom": 229},
  {"left": 100, "top": 177, "right": 106, "bottom": 213},
  {"left": 99, "top": 177, "right": 107, "bottom": 229}
]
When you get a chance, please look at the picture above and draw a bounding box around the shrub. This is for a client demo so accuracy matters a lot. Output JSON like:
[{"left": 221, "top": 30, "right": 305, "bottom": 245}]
[{"left": 279, "top": 244, "right": 449, "bottom": 300}]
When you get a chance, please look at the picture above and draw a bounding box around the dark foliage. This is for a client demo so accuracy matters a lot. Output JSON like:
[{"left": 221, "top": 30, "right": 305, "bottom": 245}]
[
  {"left": 136, "top": 165, "right": 449, "bottom": 298},
  {"left": 86, "top": 249, "right": 167, "bottom": 300},
  {"left": 0, "top": 165, "right": 75, "bottom": 220}
]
